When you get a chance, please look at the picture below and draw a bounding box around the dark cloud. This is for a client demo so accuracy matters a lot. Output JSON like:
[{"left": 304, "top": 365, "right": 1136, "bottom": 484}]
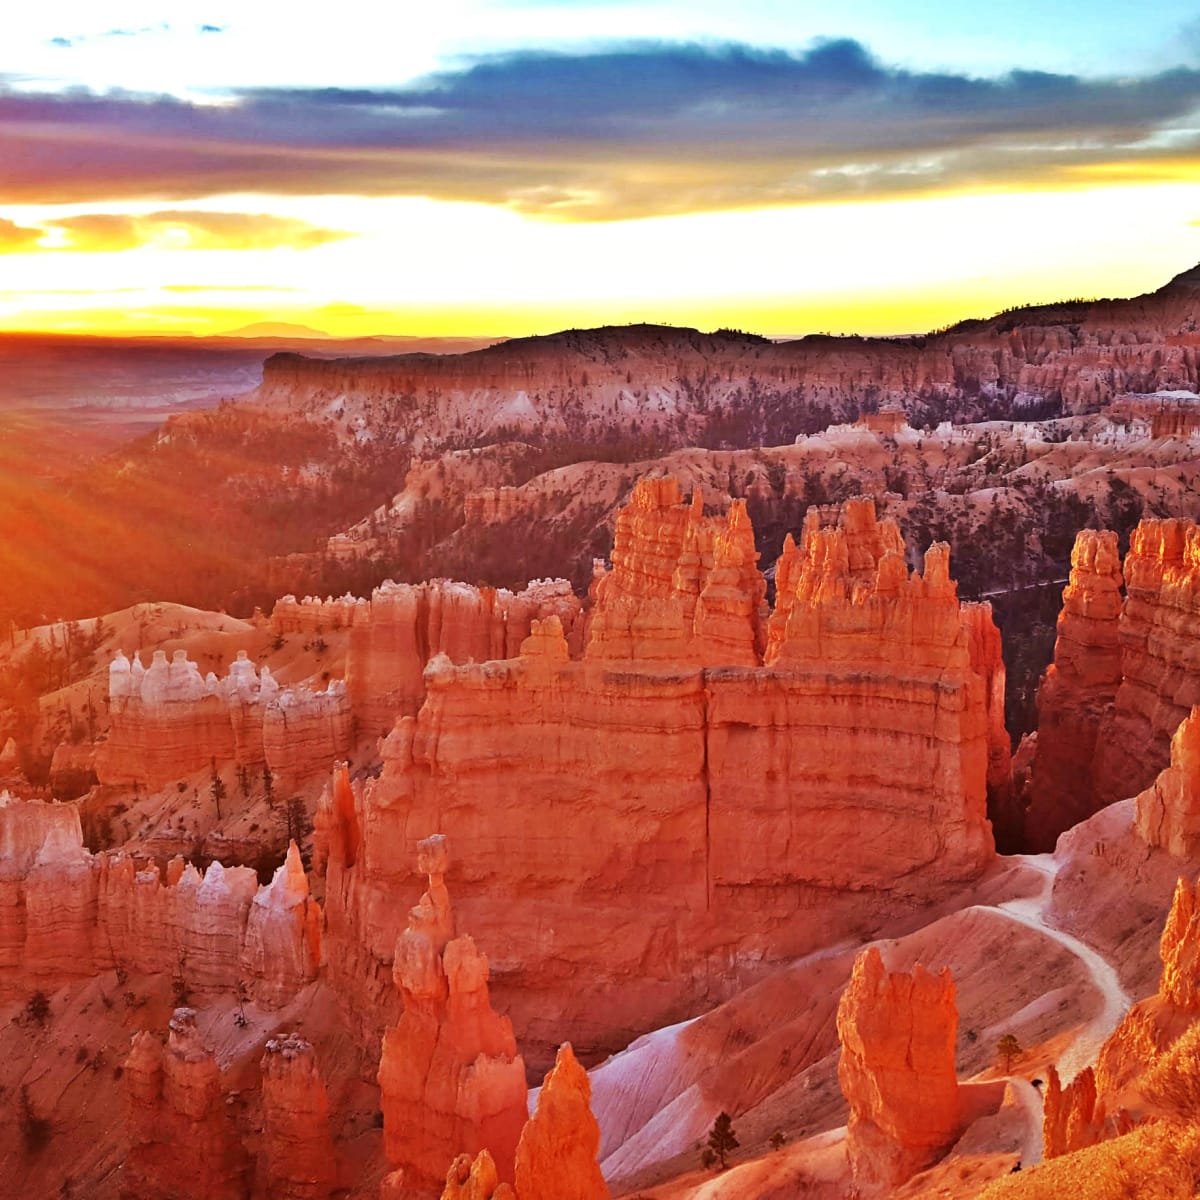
[
  {"left": 0, "top": 212, "right": 350, "bottom": 254},
  {"left": 199, "top": 24, "right": 226, "bottom": 34},
  {"left": 2, "top": 39, "right": 1199, "bottom": 218}
]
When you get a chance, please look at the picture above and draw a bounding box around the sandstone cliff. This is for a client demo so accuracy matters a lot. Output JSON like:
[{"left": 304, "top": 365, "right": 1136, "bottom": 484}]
[
  {"left": 836, "top": 946, "right": 963, "bottom": 1192},
  {"left": 1095, "top": 518, "right": 1200, "bottom": 806},
  {"left": 376, "top": 834, "right": 527, "bottom": 1193},
  {"left": 1042, "top": 1065, "right": 1106, "bottom": 1160},
  {"left": 1135, "top": 707, "right": 1200, "bottom": 859},
  {"left": 96, "top": 648, "right": 351, "bottom": 793},
  {"left": 318, "top": 486, "right": 998, "bottom": 1064},
  {"left": 123, "top": 1008, "right": 249, "bottom": 1200},
  {"left": 0, "top": 793, "right": 320, "bottom": 1006},
  {"left": 344, "top": 577, "right": 583, "bottom": 739},
  {"left": 255, "top": 1033, "right": 337, "bottom": 1200},
  {"left": 1025, "top": 530, "right": 1124, "bottom": 850}
]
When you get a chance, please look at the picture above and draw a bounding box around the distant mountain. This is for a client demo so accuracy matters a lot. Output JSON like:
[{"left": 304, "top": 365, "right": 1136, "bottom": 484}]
[{"left": 220, "top": 321, "right": 333, "bottom": 339}]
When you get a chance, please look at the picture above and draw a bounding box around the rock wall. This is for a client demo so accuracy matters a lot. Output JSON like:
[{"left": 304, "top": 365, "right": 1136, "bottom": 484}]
[
  {"left": 1043, "top": 1065, "right": 1106, "bottom": 1160},
  {"left": 346, "top": 578, "right": 584, "bottom": 740},
  {"left": 836, "top": 946, "right": 963, "bottom": 1192},
  {"left": 319, "top": 485, "right": 998, "bottom": 1065},
  {"left": 123, "top": 1008, "right": 250, "bottom": 1200},
  {"left": 377, "top": 835, "right": 527, "bottom": 1193},
  {"left": 0, "top": 796, "right": 320, "bottom": 1006},
  {"left": 96, "top": 649, "right": 352, "bottom": 792},
  {"left": 1025, "top": 530, "right": 1125, "bottom": 850},
  {"left": 1095, "top": 518, "right": 1200, "bottom": 806},
  {"left": 1135, "top": 708, "right": 1200, "bottom": 859},
  {"left": 256, "top": 1034, "right": 337, "bottom": 1200}
]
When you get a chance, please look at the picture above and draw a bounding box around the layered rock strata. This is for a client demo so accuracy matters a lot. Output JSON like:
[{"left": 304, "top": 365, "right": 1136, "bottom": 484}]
[
  {"left": 0, "top": 795, "right": 320, "bottom": 1005},
  {"left": 1136, "top": 707, "right": 1200, "bottom": 859},
  {"left": 256, "top": 1034, "right": 337, "bottom": 1200},
  {"left": 585, "top": 478, "right": 765, "bottom": 666},
  {"left": 96, "top": 649, "right": 351, "bottom": 791},
  {"left": 319, "top": 485, "right": 998, "bottom": 1063},
  {"left": 123, "top": 1008, "right": 249, "bottom": 1200},
  {"left": 836, "top": 946, "right": 963, "bottom": 1192},
  {"left": 1025, "top": 530, "right": 1125, "bottom": 850},
  {"left": 345, "top": 577, "right": 584, "bottom": 739},
  {"left": 1095, "top": 518, "right": 1200, "bottom": 806},
  {"left": 377, "top": 835, "right": 527, "bottom": 1193}
]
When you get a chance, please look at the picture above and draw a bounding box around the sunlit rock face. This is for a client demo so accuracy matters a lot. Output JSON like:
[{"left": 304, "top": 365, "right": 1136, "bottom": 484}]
[
  {"left": 1025, "top": 529, "right": 1125, "bottom": 851},
  {"left": 95, "top": 647, "right": 351, "bottom": 791},
  {"left": 836, "top": 946, "right": 963, "bottom": 1192},
  {"left": 376, "top": 834, "right": 528, "bottom": 1193},
  {"left": 122, "top": 1008, "right": 250, "bottom": 1200},
  {"left": 344, "top": 577, "right": 583, "bottom": 741},
  {"left": 0, "top": 795, "right": 319, "bottom": 1006},
  {"left": 318, "top": 481, "right": 998, "bottom": 1067}
]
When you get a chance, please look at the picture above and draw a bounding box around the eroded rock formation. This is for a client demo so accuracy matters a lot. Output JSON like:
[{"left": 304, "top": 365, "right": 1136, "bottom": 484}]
[
  {"left": 1025, "top": 530, "right": 1125, "bottom": 850},
  {"left": 256, "top": 1034, "right": 337, "bottom": 1200},
  {"left": 123, "top": 1008, "right": 249, "bottom": 1200},
  {"left": 376, "top": 835, "right": 527, "bottom": 1192},
  {"left": 345, "top": 578, "right": 584, "bottom": 739},
  {"left": 1136, "top": 708, "right": 1200, "bottom": 859},
  {"left": 836, "top": 946, "right": 962, "bottom": 1192},
  {"left": 1043, "top": 1065, "right": 1106, "bottom": 1160},
  {"left": 318, "top": 487, "right": 998, "bottom": 1064},
  {"left": 96, "top": 648, "right": 351, "bottom": 791},
  {"left": 0, "top": 794, "right": 319, "bottom": 1005}
]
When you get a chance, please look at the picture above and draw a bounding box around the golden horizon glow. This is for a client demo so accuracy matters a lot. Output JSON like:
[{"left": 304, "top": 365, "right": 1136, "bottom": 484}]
[{"left": 3, "top": 178, "right": 1200, "bottom": 340}]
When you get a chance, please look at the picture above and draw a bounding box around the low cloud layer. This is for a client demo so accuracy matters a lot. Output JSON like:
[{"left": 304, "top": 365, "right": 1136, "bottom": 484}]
[
  {"left": 0, "top": 211, "right": 350, "bottom": 254},
  {"left": 4, "top": 39, "right": 1200, "bottom": 218}
]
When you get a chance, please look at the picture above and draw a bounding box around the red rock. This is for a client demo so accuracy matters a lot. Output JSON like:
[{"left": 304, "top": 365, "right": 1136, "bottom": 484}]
[
  {"left": 836, "top": 946, "right": 963, "bottom": 1192},
  {"left": 122, "top": 1008, "right": 249, "bottom": 1200},
  {"left": 1136, "top": 708, "right": 1200, "bottom": 859},
  {"left": 1094, "top": 518, "right": 1200, "bottom": 807},
  {"left": 1157, "top": 875, "right": 1200, "bottom": 1011},
  {"left": 438, "top": 1150, "right": 517, "bottom": 1200},
  {"left": 346, "top": 578, "right": 584, "bottom": 740},
  {"left": 320, "top": 489, "right": 997, "bottom": 1065},
  {"left": 1025, "top": 530, "right": 1125, "bottom": 850},
  {"left": 376, "top": 835, "right": 527, "bottom": 1192},
  {"left": 256, "top": 1033, "right": 337, "bottom": 1200},
  {"left": 515, "top": 1043, "right": 609, "bottom": 1200},
  {"left": 1043, "top": 1065, "right": 1106, "bottom": 1160}
]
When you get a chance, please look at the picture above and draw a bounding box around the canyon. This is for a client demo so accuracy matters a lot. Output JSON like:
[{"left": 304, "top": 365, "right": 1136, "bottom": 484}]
[{"left": 5, "top": 269, "right": 1200, "bottom": 1199}]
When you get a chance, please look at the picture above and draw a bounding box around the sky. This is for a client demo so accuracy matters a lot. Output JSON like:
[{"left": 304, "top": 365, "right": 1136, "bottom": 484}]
[{"left": 2, "top": 1, "right": 1200, "bottom": 338}]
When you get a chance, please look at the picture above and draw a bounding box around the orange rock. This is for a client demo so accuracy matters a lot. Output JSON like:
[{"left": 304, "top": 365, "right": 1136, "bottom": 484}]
[
  {"left": 1136, "top": 708, "right": 1200, "bottom": 858},
  {"left": 346, "top": 578, "right": 584, "bottom": 740},
  {"left": 1025, "top": 530, "right": 1125, "bottom": 850},
  {"left": 438, "top": 1150, "right": 517, "bottom": 1200},
  {"left": 122, "top": 1008, "right": 249, "bottom": 1200},
  {"left": 1157, "top": 875, "right": 1200, "bottom": 1011},
  {"left": 836, "top": 946, "right": 962, "bottom": 1192},
  {"left": 320, "top": 491, "right": 996, "bottom": 1066},
  {"left": 1043, "top": 1065, "right": 1106, "bottom": 1160},
  {"left": 1094, "top": 518, "right": 1200, "bottom": 808},
  {"left": 515, "top": 1044, "right": 609, "bottom": 1200},
  {"left": 376, "top": 835, "right": 528, "bottom": 1191},
  {"left": 256, "top": 1033, "right": 337, "bottom": 1200}
]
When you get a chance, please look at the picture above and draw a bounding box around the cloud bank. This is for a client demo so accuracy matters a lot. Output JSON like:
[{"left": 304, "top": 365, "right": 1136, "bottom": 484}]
[{"left": 3, "top": 39, "right": 1199, "bottom": 218}]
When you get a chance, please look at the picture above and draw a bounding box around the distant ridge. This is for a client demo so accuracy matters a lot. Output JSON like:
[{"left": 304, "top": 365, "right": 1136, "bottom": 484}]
[{"left": 220, "top": 321, "right": 332, "bottom": 339}]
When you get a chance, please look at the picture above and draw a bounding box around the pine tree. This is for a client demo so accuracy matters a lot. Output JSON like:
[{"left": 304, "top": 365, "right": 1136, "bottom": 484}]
[
  {"left": 996, "top": 1032, "right": 1022, "bottom": 1073},
  {"left": 705, "top": 1111, "right": 739, "bottom": 1170}
]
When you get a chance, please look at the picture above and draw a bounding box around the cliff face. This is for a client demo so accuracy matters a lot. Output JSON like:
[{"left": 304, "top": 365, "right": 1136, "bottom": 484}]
[
  {"left": 376, "top": 835, "right": 527, "bottom": 1193},
  {"left": 1028, "top": 518, "right": 1200, "bottom": 846},
  {"left": 255, "top": 1034, "right": 337, "bottom": 1200},
  {"left": 0, "top": 794, "right": 319, "bottom": 1005},
  {"left": 96, "top": 648, "right": 351, "bottom": 792},
  {"left": 1135, "top": 708, "right": 1200, "bottom": 859},
  {"left": 123, "top": 1008, "right": 250, "bottom": 1200},
  {"left": 1043, "top": 1065, "right": 1106, "bottom": 1160},
  {"left": 1025, "top": 530, "right": 1125, "bottom": 850},
  {"left": 344, "top": 578, "right": 584, "bottom": 740},
  {"left": 254, "top": 277, "right": 1200, "bottom": 452},
  {"left": 318, "top": 484, "right": 998, "bottom": 1065},
  {"left": 1095, "top": 519, "right": 1200, "bottom": 806},
  {"left": 836, "top": 946, "right": 963, "bottom": 1192}
]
